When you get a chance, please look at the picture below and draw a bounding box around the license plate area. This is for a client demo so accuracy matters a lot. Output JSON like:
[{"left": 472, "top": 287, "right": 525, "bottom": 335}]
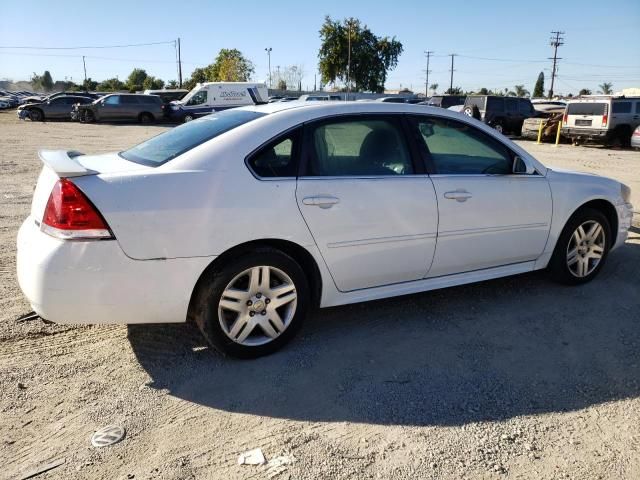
[{"left": 575, "top": 119, "right": 592, "bottom": 126}]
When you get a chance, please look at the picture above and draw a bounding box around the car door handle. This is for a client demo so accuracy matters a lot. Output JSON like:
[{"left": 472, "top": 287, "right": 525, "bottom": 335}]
[
  {"left": 302, "top": 195, "right": 340, "bottom": 209},
  {"left": 444, "top": 190, "right": 473, "bottom": 202}
]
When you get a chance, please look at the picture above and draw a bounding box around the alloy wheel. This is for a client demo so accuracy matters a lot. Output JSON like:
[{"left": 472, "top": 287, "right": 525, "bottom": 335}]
[
  {"left": 218, "top": 266, "right": 297, "bottom": 346},
  {"left": 566, "top": 220, "right": 605, "bottom": 278}
]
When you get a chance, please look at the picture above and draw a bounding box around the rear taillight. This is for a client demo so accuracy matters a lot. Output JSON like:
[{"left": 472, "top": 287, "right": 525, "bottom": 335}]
[
  {"left": 602, "top": 114, "right": 608, "bottom": 127},
  {"left": 634, "top": 129, "right": 640, "bottom": 137},
  {"left": 41, "top": 178, "right": 113, "bottom": 240},
  {"left": 563, "top": 113, "right": 568, "bottom": 124}
]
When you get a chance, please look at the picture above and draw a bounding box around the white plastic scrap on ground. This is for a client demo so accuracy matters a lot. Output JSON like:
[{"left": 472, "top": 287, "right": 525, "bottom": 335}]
[
  {"left": 266, "top": 455, "right": 296, "bottom": 478},
  {"left": 237, "top": 448, "right": 266, "bottom": 465}
]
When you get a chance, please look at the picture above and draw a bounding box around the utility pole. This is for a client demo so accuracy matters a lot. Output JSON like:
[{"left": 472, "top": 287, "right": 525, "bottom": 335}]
[
  {"left": 264, "top": 47, "right": 272, "bottom": 88},
  {"left": 548, "top": 31, "right": 564, "bottom": 99},
  {"left": 177, "top": 38, "right": 183, "bottom": 88},
  {"left": 82, "top": 55, "right": 87, "bottom": 87},
  {"left": 448, "top": 54, "right": 457, "bottom": 93},
  {"left": 424, "top": 50, "right": 433, "bottom": 97}
]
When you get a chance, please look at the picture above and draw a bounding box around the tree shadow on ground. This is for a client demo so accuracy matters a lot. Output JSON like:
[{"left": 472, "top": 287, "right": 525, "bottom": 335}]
[{"left": 129, "top": 235, "right": 640, "bottom": 427}]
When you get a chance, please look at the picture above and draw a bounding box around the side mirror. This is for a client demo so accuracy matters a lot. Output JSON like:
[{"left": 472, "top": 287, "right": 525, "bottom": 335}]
[{"left": 513, "top": 155, "right": 535, "bottom": 175}]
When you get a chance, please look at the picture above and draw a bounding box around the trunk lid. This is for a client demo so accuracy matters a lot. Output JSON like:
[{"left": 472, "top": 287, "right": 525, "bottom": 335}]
[{"left": 30, "top": 150, "right": 152, "bottom": 224}]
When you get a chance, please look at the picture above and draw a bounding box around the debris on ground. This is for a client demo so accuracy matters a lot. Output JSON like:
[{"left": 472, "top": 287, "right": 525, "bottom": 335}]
[
  {"left": 238, "top": 448, "right": 266, "bottom": 465},
  {"left": 91, "top": 425, "right": 126, "bottom": 448},
  {"left": 19, "top": 458, "right": 65, "bottom": 480}
]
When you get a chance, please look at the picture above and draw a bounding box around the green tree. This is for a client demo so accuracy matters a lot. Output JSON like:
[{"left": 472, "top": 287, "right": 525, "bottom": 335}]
[
  {"left": 318, "top": 16, "right": 403, "bottom": 93},
  {"left": 445, "top": 86, "right": 463, "bottom": 95},
  {"left": 166, "top": 80, "right": 179, "bottom": 89},
  {"left": 429, "top": 83, "right": 438, "bottom": 94},
  {"left": 514, "top": 84, "right": 529, "bottom": 97},
  {"left": 579, "top": 88, "right": 592, "bottom": 96},
  {"left": 598, "top": 82, "right": 613, "bottom": 94},
  {"left": 477, "top": 87, "right": 489, "bottom": 95},
  {"left": 208, "top": 48, "right": 254, "bottom": 82},
  {"left": 41, "top": 71, "right": 54, "bottom": 91},
  {"left": 277, "top": 78, "right": 287, "bottom": 90},
  {"left": 82, "top": 78, "right": 98, "bottom": 91},
  {"left": 532, "top": 72, "right": 544, "bottom": 98},
  {"left": 183, "top": 67, "right": 208, "bottom": 90},
  {"left": 97, "top": 77, "right": 125, "bottom": 91},
  {"left": 126, "top": 68, "right": 148, "bottom": 92},
  {"left": 142, "top": 76, "right": 165, "bottom": 90}
]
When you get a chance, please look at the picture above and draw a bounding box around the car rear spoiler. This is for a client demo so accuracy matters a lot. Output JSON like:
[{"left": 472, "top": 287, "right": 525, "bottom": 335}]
[{"left": 38, "top": 150, "right": 96, "bottom": 178}]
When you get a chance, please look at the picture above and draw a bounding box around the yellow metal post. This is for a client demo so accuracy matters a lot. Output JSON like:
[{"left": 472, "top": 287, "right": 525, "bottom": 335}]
[
  {"left": 536, "top": 119, "right": 544, "bottom": 144},
  {"left": 553, "top": 120, "right": 562, "bottom": 147}
]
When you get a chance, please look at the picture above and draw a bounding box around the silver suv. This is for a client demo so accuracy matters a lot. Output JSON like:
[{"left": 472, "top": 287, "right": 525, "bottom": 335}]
[{"left": 562, "top": 96, "right": 640, "bottom": 146}]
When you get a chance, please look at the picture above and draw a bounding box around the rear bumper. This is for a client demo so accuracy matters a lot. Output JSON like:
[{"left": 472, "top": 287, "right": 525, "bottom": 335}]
[
  {"left": 562, "top": 127, "right": 608, "bottom": 140},
  {"left": 17, "top": 218, "right": 213, "bottom": 324}
]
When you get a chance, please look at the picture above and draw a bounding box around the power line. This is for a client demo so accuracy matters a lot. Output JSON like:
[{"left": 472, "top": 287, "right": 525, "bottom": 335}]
[
  {"left": 548, "top": 30, "right": 565, "bottom": 98},
  {"left": 0, "top": 40, "right": 175, "bottom": 50}
]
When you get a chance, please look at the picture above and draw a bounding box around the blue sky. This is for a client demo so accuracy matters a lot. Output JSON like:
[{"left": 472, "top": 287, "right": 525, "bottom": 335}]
[{"left": 1, "top": 0, "right": 638, "bottom": 94}]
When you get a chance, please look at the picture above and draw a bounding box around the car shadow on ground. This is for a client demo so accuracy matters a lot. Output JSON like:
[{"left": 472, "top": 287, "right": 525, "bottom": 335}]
[{"left": 129, "top": 236, "right": 640, "bottom": 427}]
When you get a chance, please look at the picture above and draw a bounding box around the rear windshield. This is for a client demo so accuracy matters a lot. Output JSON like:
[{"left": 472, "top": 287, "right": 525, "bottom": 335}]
[
  {"left": 120, "top": 109, "right": 266, "bottom": 166},
  {"left": 567, "top": 103, "right": 606, "bottom": 115}
]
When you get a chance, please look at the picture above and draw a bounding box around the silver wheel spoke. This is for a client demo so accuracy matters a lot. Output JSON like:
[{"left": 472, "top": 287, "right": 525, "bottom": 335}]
[
  {"left": 248, "top": 267, "right": 261, "bottom": 294},
  {"left": 223, "top": 288, "right": 249, "bottom": 301},
  {"left": 259, "top": 319, "right": 279, "bottom": 339},
  {"left": 235, "top": 320, "right": 255, "bottom": 343},
  {"left": 259, "top": 266, "right": 270, "bottom": 290},
  {"left": 269, "top": 310, "right": 286, "bottom": 332},
  {"left": 576, "top": 257, "right": 587, "bottom": 277},
  {"left": 589, "top": 246, "right": 603, "bottom": 259},
  {"left": 567, "top": 248, "right": 579, "bottom": 266},
  {"left": 228, "top": 315, "right": 249, "bottom": 339},
  {"left": 219, "top": 299, "right": 243, "bottom": 312}
]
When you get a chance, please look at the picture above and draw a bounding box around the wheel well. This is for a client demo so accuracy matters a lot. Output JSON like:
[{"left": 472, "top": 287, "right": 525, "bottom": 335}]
[
  {"left": 573, "top": 199, "right": 618, "bottom": 239},
  {"left": 187, "top": 239, "right": 323, "bottom": 322},
  {"left": 139, "top": 111, "right": 154, "bottom": 120}
]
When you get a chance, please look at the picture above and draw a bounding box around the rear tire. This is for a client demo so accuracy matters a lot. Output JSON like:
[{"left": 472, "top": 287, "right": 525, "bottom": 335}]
[
  {"left": 493, "top": 121, "right": 505, "bottom": 134},
  {"left": 191, "top": 248, "right": 310, "bottom": 358},
  {"left": 548, "top": 208, "right": 611, "bottom": 285},
  {"left": 139, "top": 112, "right": 154, "bottom": 124}
]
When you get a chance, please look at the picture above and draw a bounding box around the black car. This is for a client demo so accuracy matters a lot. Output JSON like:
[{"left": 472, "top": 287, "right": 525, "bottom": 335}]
[
  {"left": 74, "top": 93, "right": 165, "bottom": 123},
  {"left": 463, "top": 96, "right": 536, "bottom": 135},
  {"left": 426, "top": 95, "right": 467, "bottom": 109},
  {"left": 18, "top": 95, "right": 94, "bottom": 121}
]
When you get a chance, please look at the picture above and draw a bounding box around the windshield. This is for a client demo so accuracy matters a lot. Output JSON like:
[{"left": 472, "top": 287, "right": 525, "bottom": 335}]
[{"left": 120, "top": 109, "right": 266, "bottom": 166}]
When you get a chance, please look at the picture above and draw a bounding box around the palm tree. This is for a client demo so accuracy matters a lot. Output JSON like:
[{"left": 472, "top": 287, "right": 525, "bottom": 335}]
[
  {"left": 598, "top": 82, "right": 613, "bottom": 95},
  {"left": 429, "top": 83, "right": 438, "bottom": 94},
  {"left": 514, "top": 85, "right": 530, "bottom": 97}
]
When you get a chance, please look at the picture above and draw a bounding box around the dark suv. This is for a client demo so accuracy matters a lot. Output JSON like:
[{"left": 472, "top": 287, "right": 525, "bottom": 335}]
[
  {"left": 74, "top": 94, "right": 164, "bottom": 123},
  {"left": 426, "top": 95, "right": 467, "bottom": 108},
  {"left": 463, "top": 96, "right": 535, "bottom": 135}
]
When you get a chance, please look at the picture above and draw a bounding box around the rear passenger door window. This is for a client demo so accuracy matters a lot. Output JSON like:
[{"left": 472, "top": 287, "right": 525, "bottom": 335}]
[
  {"left": 247, "top": 129, "right": 301, "bottom": 178},
  {"left": 414, "top": 116, "right": 513, "bottom": 175},
  {"left": 306, "top": 117, "right": 413, "bottom": 176},
  {"left": 612, "top": 102, "right": 631, "bottom": 114}
]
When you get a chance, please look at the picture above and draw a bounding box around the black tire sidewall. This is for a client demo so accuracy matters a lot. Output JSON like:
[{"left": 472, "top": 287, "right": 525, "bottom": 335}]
[
  {"left": 30, "top": 109, "right": 43, "bottom": 121},
  {"left": 549, "top": 208, "right": 611, "bottom": 285},
  {"left": 193, "top": 248, "right": 310, "bottom": 358}
]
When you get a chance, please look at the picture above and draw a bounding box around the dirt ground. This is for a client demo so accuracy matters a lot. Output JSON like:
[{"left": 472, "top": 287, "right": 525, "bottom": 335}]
[{"left": 1, "top": 110, "right": 639, "bottom": 480}]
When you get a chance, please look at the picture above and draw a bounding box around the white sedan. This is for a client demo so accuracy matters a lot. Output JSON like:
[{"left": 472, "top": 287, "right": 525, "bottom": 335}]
[{"left": 17, "top": 102, "right": 634, "bottom": 358}]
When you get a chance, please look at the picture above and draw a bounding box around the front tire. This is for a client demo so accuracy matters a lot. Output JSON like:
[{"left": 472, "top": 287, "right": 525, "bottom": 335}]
[
  {"left": 183, "top": 114, "right": 194, "bottom": 123},
  {"left": 192, "top": 248, "right": 309, "bottom": 358},
  {"left": 139, "top": 112, "right": 154, "bottom": 124},
  {"left": 549, "top": 208, "right": 611, "bottom": 285},
  {"left": 29, "top": 109, "right": 44, "bottom": 121}
]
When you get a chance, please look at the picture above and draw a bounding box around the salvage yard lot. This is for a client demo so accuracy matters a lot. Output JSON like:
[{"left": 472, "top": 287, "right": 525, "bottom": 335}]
[{"left": 1, "top": 109, "right": 639, "bottom": 480}]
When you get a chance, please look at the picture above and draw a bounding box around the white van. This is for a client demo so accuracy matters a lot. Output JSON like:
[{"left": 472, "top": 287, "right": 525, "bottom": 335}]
[
  {"left": 562, "top": 95, "right": 640, "bottom": 146},
  {"left": 169, "top": 82, "right": 268, "bottom": 122}
]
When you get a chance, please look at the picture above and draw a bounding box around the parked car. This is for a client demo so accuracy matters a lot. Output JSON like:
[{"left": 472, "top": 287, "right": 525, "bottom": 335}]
[
  {"left": 143, "top": 89, "right": 188, "bottom": 104},
  {"left": 298, "top": 94, "right": 342, "bottom": 102},
  {"left": 426, "top": 95, "right": 467, "bottom": 109},
  {"left": 16, "top": 102, "right": 633, "bottom": 358},
  {"left": 463, "top": 96, "right": 536, "bottom": 135},
  {"left": 376, "top": 97, "right": 414, "bottom": 103},
  {"left": 169, "top": 82, "right": 268, "bottom": 122},
  {"left": 521, "top": 109, "right": 565, "bottom": 141},
  {"left": 74, "top": 93, "right": 165, "bottom": 123},
  {"left": 22, "top": 91, "right": 98, "bottom": 105},
  {"left": 531, "top": 99, "right": 567, "bottom": 112},
  {"left": 562, "top": 96, "right": 640, "bottom": 147},
  {"left": 0, "top": 99, "right": 11, "bottom": 109},
  {"left": 632, "top": 125, "right": 640, "bottom": 150},
  {"left": 17, "top": 95, "right": 94, "bottom": 121}
]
